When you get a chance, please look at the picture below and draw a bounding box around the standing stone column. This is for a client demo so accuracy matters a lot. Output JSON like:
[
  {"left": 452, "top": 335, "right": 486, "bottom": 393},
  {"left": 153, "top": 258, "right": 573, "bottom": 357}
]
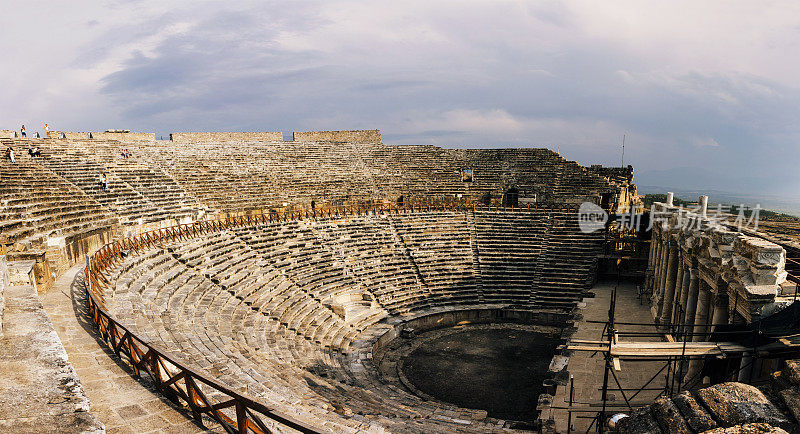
[
  {"left": 648, "top": 227, "right": 657, "bottom": 269},
  {"left": 658, "top": 239, "right": 669, "bottom": 294},
  {"left": 692, "top": 280, "right": 712, "bottom": 342},
  {"left": 710, "top": 289, "right": 729, "bottom": 333},
  {"left": 670, "top": 260, "right": 686, "bottom": 326},
  {"left": 647, "top": 231, "right": 657, "bottom": 291},
  {"left": 657, "top": 237, "right": 670, "bottom": 305},
  {"left": 738, "top": 353, "right": 754, "bottom": 382},
  {"left": 682, "top": 269, "right": 700, "bottom": 339},
  {"left": 659, "top": 243, "right": 678, "bottom": 324},
  {"left": 699, "top": 195, "right": 709, "bottom": 218},
  {"left": 652, "top": 236, "right": 663, "bottom": 292},
  {"left": 675, "top": 265, "right": 691, "bottom": 325},
  {"left": 685, "top": 278, "right": 713, "bottom": 382}
]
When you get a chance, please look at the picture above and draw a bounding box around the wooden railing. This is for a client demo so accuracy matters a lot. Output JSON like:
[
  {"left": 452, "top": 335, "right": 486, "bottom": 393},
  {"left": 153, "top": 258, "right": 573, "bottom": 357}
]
[{"left": 83, "top": 202, "right": 580, "bottom": 433}]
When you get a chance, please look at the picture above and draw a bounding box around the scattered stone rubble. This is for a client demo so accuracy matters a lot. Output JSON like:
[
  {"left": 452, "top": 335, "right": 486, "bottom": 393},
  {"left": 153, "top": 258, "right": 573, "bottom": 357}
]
[{"left": 615, "top": 380, "right": 798, "bottom": 433}]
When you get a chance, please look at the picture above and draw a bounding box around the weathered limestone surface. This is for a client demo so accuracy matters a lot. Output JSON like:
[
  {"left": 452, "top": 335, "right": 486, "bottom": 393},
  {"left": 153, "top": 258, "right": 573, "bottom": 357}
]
[
  {"left": 648, "top": 201, "right": 788, "bottom": 329},
  {"left": 0, "top": 283, "right": 103, "bottom": 433},
  {"left": 617, "top": 407, "right": 661, "bottom": 434},
  {"left": 613, "top": 379, "right": 800, "bottom": 433},
  {"left": 292, "top": 129, "right": 382, "bottom": 143},
  {"left": 92, "top": 131, "right": 155, "bottom": 141},
  {"left": 48, "top": 131, "right": 155, "bottom": 141},
  {"left": 7, "top": 260, "right": 36, "bottom": 288},
  {"left": 170, "top": 131, "right": 282, "bottom": 143},
  {"left": 781, "top": 360, "right": 800, "bottom": 385},
  {"left": 701, "top": 423, "right": 790, "bottom": 434},
  {"left": 652, "top": 396, "right": 693, "bottom": 434},
  {"left": 672, "top": 390, "right": 718, "bottom": 432},
  {"left": 0, "top": 255, "right": 6, "bottom": 338},
  {"left": 696, "top": 383, "right": 792, "bottom": 429},
  {"left": 42, "top": 265, "right": 221, "bottom": 433}
]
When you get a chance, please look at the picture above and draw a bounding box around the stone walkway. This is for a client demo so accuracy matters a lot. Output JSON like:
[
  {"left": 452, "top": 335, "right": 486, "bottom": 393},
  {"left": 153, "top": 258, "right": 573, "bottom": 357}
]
[
  {"left": 41, "top": 263, "right": 221, "bottom": 434},
  {"left": 552, "top": 281, "right": 667, "bottom": 433},
  {"left": 0, "top": 283, "right": 103, "bottom": 433}
]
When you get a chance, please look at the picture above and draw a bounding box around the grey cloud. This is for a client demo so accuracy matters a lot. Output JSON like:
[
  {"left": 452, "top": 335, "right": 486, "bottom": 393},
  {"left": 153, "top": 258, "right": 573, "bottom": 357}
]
[{"left": 22, "top": 1, "right": 796, "bottom": 202}]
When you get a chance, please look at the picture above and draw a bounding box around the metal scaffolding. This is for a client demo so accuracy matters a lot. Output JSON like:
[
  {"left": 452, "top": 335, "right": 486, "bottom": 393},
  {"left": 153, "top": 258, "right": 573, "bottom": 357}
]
[{"left": 554, "top": 279, "right": 800, "bottom": 433}]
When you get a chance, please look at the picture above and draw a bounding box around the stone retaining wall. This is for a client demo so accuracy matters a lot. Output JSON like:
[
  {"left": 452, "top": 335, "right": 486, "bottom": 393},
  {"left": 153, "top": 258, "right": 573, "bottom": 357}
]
[
  {"left": 0, "top": 255, "right": 6, "bottom": 338},
  {"left": 50, "top": 131, "right": 89, "bottom": 140},
  {"left": 6, "top": 226, "right": 116, "bottom": 293},
  {"left": 48, "top": 226, "right": 117, "bottom": 277},
  {"left": 372, "top": 307, "right": 572, "bottom": 355},
  {"left": 0, "top": 283, "right": 104, "bottom": 431},
  {"left": 292, "top": 129, "right": 382, "bottom": 143},
  {"left": 48, "top": 131, "right": 156, "bottom": 141},
  {"left": 170, "top": 132, "right": 283, "bottom": 143},
  {"left": 91, "top": 131, "right": 155, "bottom": 141},
  {"left": 368, "top": 307, "right": 576, "bottom": 430}
]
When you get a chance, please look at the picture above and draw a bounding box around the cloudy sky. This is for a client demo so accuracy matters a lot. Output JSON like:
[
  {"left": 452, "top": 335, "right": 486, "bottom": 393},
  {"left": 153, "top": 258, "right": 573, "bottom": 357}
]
[{"left": 2, "top": 1, "right": 800, "bottom": 200}]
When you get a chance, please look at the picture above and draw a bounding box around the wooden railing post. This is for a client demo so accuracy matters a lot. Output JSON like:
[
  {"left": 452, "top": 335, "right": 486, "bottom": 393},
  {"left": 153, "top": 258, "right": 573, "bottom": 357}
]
[{"left": 236, "top": 401, "right": 247, "bottom": 434}]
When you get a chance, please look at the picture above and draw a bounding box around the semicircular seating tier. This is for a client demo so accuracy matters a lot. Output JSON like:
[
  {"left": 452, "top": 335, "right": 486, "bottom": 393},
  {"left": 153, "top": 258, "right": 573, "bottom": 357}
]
[
  {"left": 0, "top": 146, "right": 120, "bottom": 280},
  {"left": 101, "top": 210, "right": 601, "bottom": 432}
]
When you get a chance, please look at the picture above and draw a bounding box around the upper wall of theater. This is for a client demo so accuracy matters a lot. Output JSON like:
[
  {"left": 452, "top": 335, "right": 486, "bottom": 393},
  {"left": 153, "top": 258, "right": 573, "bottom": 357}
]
[
  {"left": 166, "top": 130, "right": 382, "bottom": 143},
  {"left": 20, "top": 129, "right": 382, "bottom": 144},
  {"left": 170, "top": 132, "right": 283, "bottom": 143},
  {"left": 48, "top": 131, "right": 156, "bottom": 141},
  {"left": 292, "top": 129, "right": 381, "bottom": 143}
]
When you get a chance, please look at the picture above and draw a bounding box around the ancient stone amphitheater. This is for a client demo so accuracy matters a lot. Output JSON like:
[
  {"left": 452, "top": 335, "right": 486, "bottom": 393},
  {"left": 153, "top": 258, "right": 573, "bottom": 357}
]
[{"left": 2, "top": 129, "right": 798, "bottom": 433}]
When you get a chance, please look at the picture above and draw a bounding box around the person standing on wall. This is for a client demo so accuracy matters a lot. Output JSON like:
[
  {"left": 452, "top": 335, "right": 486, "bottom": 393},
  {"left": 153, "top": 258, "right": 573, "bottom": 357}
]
[
  {"left": 44, "top": 123, "right": 50, "bottom": 138},
  {"left": 20, "top": 125, "right": 26, "bottom": 138},
  {"left": 100, "top": 173, "right": 108, "bottom": 190}
]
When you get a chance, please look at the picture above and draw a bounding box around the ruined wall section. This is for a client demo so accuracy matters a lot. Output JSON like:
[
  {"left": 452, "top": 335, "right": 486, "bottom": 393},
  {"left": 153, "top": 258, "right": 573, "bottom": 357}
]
[
  {"left": 292, "top": 129, "right": 382, "bottom": 143},
  {"left": 46, "top": 131, "right": 89, "bottom": 140},
  {"left": 587, "top": 165, "right": 639, "bottom": 212},
  {"left": 92, "top": 132, "right": 156, "bottom": 141},
  {"left": 48, "top": 131, "right": 155, "bottom": 141},
  {"left": 0, "top": 255, "right": 6, "bottom": 338},
  {"left": 170, "top": 132, "right": 283, "bottom": 143},
  {"left": 649, "top": 201, "right": 789, "bottom": 325}
]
